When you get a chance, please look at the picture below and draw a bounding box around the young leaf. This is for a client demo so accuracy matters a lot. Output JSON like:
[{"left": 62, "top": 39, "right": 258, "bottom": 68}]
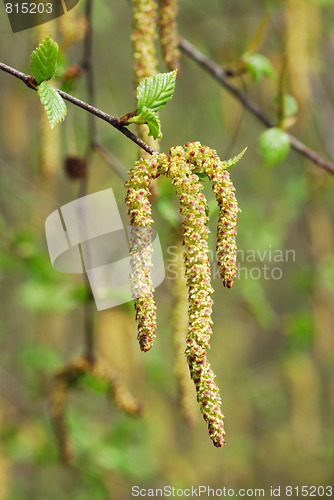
[
  {"left": 128, "top": 107, "right": 162, "bottom": 139},
  {"left": 243, "top": 53, "right": 275, "bottom": 82},
  {"left": 275, "top": 93, "right": 299, "bottom": 118},
  {"left": 31, "top": 36, "right": 59, "bottom": 84},
  {"left": 141, "top": 108, "right": 162, "bottom": 139},
  {"left": 224, "top": 147, "right": 247, "bottom": 170},
  {"left": 259, "top": 127, "right": 291, "bottom": 167},
  {"left": 38, "top": 81, "right": 67, "bottom": 129},
  {"left": 136, "top": 70, "right": 177, "bottom": 114}
]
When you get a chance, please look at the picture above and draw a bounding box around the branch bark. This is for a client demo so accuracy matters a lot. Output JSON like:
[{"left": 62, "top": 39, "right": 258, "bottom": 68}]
[
  {"left": 0, "top": 62, "right": 158, "bottom": 157},
  {"left": 179, "top": 37, "right": 334, "bottom": 175},
  {"left": 2, "top": 37, "right": 334, "bottom": 175}
]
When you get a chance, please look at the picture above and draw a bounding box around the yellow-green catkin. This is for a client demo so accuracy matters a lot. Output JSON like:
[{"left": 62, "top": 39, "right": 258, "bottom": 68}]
[
  {"left": 172, "top": 241, "right": 197, "bottom": 425},
  {"left": 125, "top": 156, "right": 161, "bottom": 351},
  {"left": 183, "top": 142, "right": 241, "bottom": 288},
  {"left": 132, "top": 0, "right": 159, "bottom": 84},
  {"left": 132, "top": 0, "right": 160, "bottom": 154},
  {"left": 161, "top": 146, "right": 226, "bottom": 446},
  {"left": 159, "top": 0, "right": 180, "bottom": 72},
  {"left": 125, "top": 143, "right": 242, "bottom": 446}
]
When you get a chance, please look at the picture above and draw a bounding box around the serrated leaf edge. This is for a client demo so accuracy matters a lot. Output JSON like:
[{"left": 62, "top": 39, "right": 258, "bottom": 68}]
[
  {"left": 38, "top": 81, "right": 67, "bottom": 129},
  {"left": 224, "top": 147, "right": 247, "bottom": 169},
  {"left": 141, "top": 107, "right": 162, "bottom": 139},
  {"left": 137, "top": 70, "right": 177, "bottom": 114},
  {"left": 128, "top": 107, "right": 162, "bottom": 139},
  {"left": 31, "top": 36, "right": 59, "bottom": 84}
]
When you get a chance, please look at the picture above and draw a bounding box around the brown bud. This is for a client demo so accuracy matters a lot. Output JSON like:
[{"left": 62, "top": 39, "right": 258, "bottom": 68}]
[{"left": 64, "top": 155, "right": 87, "bottom": 180}]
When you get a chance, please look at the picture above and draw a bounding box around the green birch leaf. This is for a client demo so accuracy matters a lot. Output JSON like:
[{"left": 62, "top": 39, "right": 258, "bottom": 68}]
[
  {"left": 128, "top": 107, "right": 162, "bottom": 139},
  {"left": 275, "top": 93, "right": 299, "bottom": 118},
  {"left": 243, "top": 53, "right": 275, "bottom": 82},
  {"left": 224, "top": 147, "right": 247, "bottom": 169},
  {"left": 31, "top": 36, "right": 59, "bottom": 84},
  {"left": 259, "top": 127, "right": 291, "bottom": 167},
  {"left": 38, "top": 81, "right": 67, "bottom": 129},
  {"left": 141, "top": 108, "right": 162, "bottom": 139},
  {"left": 137, "top": 70, "right": 177, "bottom": 114}
]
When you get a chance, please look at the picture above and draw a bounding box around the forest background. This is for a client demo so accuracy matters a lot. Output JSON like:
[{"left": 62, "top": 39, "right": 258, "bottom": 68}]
[{"left": 0, "top": 0, "right": 334, "bottom": 499}]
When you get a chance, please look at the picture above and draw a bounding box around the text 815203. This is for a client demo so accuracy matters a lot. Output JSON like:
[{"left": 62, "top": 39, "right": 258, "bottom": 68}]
[{"left": 5, "top": 3, "right": 53, "bottom": 14}]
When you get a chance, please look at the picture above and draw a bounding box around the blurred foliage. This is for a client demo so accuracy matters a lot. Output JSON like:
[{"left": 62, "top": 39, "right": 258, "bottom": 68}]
[
  {"left": 242, "top": 53, "right": 275, "bottom": 82},
  {"left": 1, "top": 0, "right": 334, "bottom": 499},
  {"left": 259, "top": 127, "right": 291, "bottom": 167}
]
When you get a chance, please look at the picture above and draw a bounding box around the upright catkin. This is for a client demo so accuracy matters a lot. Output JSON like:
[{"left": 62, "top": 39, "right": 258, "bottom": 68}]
[
  {"left": 159, "top": 0, "right": 180, "bottom": 72},
  {"left": 131, "top": 0, "right": 160, "bottom": 154},
  {"left": 132, "top": 0, "right": 159, "bottom": 84}
]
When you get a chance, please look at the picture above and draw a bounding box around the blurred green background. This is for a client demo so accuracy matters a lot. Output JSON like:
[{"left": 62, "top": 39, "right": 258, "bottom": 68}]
[{"left": 1, "top": 0, "right": 334, "bottom": 498}]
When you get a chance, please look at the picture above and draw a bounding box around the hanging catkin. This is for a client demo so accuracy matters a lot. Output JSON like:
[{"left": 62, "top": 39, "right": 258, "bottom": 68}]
[{"left": 125, "top": 142, "right": 243, "bottom": 446}]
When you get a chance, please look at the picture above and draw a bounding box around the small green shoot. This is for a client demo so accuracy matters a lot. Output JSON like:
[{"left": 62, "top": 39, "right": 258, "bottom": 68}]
[
  {"left": 38, "top": 81, "right": 67, "bottom": 129},
  {"left": 243, "top": 53, "right": 275, "bottom": 82},
  {"left": 128, "top": 70, "right": 177, "bottom": 139},
  {"left": 31, "top": 36, "right": 67, "bottom": 129},
  {"left": 128, "top": 106, "right": 162, "bottom": 139},
  {"left": 136, "top": 70, "right": 177, "bottom": 113},
  {"left": 31, "top": 36, "right": 59, "bottom": 84},
  {"left": 224, "top": 147, "right": 248, "bottom": 170}
]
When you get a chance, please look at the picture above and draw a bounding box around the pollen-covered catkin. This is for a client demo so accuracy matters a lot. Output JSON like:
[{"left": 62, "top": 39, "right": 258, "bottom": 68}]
[
  {"left": 125, "top": 143, "right": 242, "bottom": 446},
  {"left": 131, "top": 0, "right": 160, "bottom": 155},
  {"left": 171, "top": 241, "right": 197, "bottom": 426},
  {"left": 164, "top": 146, "right": 226, "bottom": 446},
  {"left": 131, "top": 0, "right": 159, "bottom": 84},
  {"left": 183, "top": 142, "right": 241, "bottom": 288},
  {"left": 159, "top": 0, "right": 180, "bottom": 72},
  {"left": 125, "top": 156, "right": 163, "bottom": 351}
]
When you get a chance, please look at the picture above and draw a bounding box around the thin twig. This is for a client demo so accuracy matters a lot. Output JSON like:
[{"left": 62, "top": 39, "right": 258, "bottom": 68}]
[
  {"left": 80, "top": 0, "right": 96, "bottom": 364},
  {"left": 0, "top": 62, "right": 158, "bottom": 157},
  {"left": 3, "top": 36, "right": 333, "bottom": 174},
  {"left": 81, "top": 0, "right": 97, "bottom": 146},
  {"left": 179, "top": 37, "right": 334, "bottom": 175}
]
